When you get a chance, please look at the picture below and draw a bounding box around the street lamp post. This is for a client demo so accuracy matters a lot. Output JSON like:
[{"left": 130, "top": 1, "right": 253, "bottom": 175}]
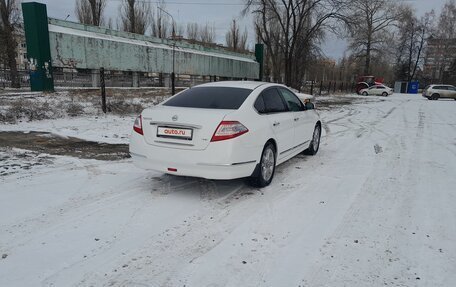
[{"left": 158, "top": 7, "right": 176, "bottom": 95}]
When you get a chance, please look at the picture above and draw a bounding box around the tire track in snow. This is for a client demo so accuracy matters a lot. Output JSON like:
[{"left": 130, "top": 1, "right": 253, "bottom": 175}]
[
  {"left": 305, "top": 97, "right": 455, "bottom": 287},
  {"left": 302, "top": 97, "right": 416, "bottom": 286},
  {"left": 43, "top": 176, "right": 249, "bottom": 286}
]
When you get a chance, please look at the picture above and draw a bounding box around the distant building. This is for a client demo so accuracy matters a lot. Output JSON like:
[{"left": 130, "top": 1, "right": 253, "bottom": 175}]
[
  {"left": 0, "top": 25, "right": 28, "bottom": 71},
  {"left": 15, "top": 27, "right": 28, "bottom": 70},
  {"left": 424, "top": 37, "right": 456, "bottom": 82}
]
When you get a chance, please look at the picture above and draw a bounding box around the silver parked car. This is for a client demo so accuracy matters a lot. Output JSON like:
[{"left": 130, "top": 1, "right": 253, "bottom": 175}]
[{"left": 422, "top": 85, "right": 456, "bottom": 100}]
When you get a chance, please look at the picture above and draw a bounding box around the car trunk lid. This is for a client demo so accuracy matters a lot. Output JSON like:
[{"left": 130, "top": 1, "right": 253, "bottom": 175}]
[{"left": 141, "top": 106, "right": 233, "bottom": 150}]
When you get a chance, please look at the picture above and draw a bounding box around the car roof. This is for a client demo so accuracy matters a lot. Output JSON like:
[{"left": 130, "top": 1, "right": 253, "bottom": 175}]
[
  {"left": 431, "top": 84, "right": 454, "bottom": 87},
  {"left": 195, "top": 81, "right": 272, "bottom": 90}
]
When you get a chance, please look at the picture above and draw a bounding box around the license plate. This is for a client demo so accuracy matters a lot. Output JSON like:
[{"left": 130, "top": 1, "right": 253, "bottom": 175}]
[{"left": 157, "top": 126, "right": 193, "bottom": 140}]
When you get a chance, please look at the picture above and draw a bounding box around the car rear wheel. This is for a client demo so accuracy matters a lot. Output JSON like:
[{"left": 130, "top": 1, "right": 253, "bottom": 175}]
[
  {"left": 362, "top": 91, "right": 368, "bottom": 96},
  {"left": 430, "top": 94, "right": 440, "bottom": 100},
  {"left": 305, "top": 124, "right": 321, "bottom": 155},
  {"left": 249, "top": 142, "right": 276, "bottom": 187},
  {"left": 382, "top": 92, "right": 388, "bottom": 97}
]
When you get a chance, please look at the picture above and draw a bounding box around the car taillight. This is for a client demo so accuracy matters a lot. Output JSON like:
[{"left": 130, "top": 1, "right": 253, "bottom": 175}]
[
  {"left": 211, "top": 121, "right": 248, "bottom": 142},
  {"left": 133, "top": 115, "right": 143, "bottom": 135}
]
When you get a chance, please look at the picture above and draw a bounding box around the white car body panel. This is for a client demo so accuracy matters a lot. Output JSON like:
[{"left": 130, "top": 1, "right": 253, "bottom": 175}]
[
  {"left": 267, "top": 112, "right": 295, "bottom": 159},
  {"left": 294, "top": 109, "right": 317, "bottom": 146},
  {"left": 129, "top": 81, "right": 320, "bottom": 180},
  {"left": 360, "top": 85, "right": 394, "bottom": 96}
]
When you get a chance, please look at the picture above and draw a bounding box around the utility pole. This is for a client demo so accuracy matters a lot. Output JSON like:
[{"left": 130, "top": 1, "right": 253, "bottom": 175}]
[
  {"left": 100, "top": 67, "right": 106, "bottom": 113},
  {"left": 158, "top": 7, "right": 176, "bottom": 95}
]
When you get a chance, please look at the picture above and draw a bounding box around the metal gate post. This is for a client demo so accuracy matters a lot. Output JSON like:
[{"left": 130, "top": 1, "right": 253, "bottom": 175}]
[
  {"left": 255, "top": 44, "right": 264, "bottom": 81},
  {"left": 22, "top": 2, "right": 54, "bottom": 92}
]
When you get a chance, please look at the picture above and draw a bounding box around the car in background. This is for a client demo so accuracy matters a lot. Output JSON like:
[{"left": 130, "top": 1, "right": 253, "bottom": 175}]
[
  {"left": 422, "top": 84, "right": 456, "bottom": 100},
  {"left": 129, "top": 81, "right": 321, "bottom": 187},
  {"left": 359, "top": 84, "right": 394, "bottom": 97}
]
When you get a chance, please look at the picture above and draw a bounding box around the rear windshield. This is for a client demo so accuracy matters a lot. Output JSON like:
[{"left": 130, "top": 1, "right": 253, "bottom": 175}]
[{"left": 163, "top": 87, "right": 252, "bottom": 109}]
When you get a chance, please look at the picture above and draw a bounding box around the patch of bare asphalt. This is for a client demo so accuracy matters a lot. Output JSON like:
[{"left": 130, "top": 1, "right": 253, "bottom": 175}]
[{"left": 0, "top": 131, "right": 129, "bottom": 161}]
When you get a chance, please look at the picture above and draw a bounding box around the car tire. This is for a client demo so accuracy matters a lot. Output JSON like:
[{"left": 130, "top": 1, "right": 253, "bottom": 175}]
[
  {"left": 249, "top": 142, "right": 276, "bottom": 188},
  {"left": 305, "top": 124, "right": 321, "bottom": 156},
  {"left": 362, "top": 91, "right": 368, "bottom": 96},
  {"left": 382, "top": 92, "right": 388, "bottom": 97},
  {"left": 431, "top": 94, "right": 440, "bottom": 100}
]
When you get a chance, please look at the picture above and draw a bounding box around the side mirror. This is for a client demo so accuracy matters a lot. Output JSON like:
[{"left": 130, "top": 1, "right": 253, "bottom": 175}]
[{"left": 305, "top": 102, "right": 315, "bottom": 110}]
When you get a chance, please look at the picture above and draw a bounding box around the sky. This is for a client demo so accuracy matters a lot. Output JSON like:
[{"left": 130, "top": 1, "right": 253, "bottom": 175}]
[{"left": 22, "top": 0, "right": 450, "bottom": 60}]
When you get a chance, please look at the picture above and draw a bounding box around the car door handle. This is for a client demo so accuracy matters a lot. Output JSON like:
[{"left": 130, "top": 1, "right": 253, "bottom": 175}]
[{"left": 273, "top": 121, "right": 280, "bottom": 126}]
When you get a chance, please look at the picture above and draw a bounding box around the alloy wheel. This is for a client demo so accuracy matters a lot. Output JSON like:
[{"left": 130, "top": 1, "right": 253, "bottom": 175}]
[{"left": 261, "top": 147, "right": 275, "bottom": 182}]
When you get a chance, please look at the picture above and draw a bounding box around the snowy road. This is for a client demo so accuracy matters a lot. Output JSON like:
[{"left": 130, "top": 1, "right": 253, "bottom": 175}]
[{"left": 1, "top": 94, "right": 455, "bottom": 286}]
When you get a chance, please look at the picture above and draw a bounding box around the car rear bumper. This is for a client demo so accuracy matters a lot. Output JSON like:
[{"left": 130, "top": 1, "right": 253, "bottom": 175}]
[{"left": 129, "top": 132, "right": 259, "bottom": 180}]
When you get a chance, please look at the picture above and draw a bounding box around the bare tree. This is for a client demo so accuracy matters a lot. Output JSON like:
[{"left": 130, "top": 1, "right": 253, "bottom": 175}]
[
  {"left": 75, "top": 0, "right": 91, "bottom": 24},
  {"left": 186, "top": 22, "right": 216, "bottom": 44},
  {"left": 198, "top": 23, "right": 215, "bottom": 43},
  {"left": 119, "top": 0, "right": 150, "bottom": 34},
  {"left": 448, "top": 58, "right": 456, "bottom": 84},
  {"left": 246, "top": 0, "right": 348, "bottom": 89},
  {"left": 0, "top": 32, "right": 6, "bottom": 66},
  {"left": 0, "top": 0, "right": 20, "bottom": 88},
  {"left": 438, "top": 0, "right": 456, "bottom": 39},
  {"left": 413, "top": 12, "right": 435, "bottom": 81},
  {"left": 186, "top": 22, "right": 199, "bottom": 40},
  {"left": 75, "top": 0, "right": 106, "bottom": 26},
  {"left": 150, "top": 0, "right": 170, "bottom": 39},
  {"left": 395, "top": 7, "right": 435, "bottom": 82},
  {"left": 175, "top": 22, "right": 184, "bottom": 37},
  {"left": 346, "top": 0, "right": 401, "bottom": 75},
  {"left": 434, "top": 0, "right": 456, "bottom": 82},
  {"left": 225, "top": 19, "right": 248, "bottom": 52},
  {"left": 107, "top": 17, "right": 113, "bottom": 29}
]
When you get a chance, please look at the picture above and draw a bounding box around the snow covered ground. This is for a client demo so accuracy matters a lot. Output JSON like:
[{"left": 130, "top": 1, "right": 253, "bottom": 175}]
[{"left": 1, "top": 93, "right": 455, "bottom": 286}]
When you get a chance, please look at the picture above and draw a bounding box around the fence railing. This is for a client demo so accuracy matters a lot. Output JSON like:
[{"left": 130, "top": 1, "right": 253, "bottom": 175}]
[
  {"left": 1, "top": 69, "right": 356, "bottom": 94},
  {"left": 300, "top": 81, "right": 356, "bottom": 96},
  {"left": 0, "top": 69, "right": 227, "bottom": 89},
  {"left": 0, "top": 70, "right": 31, "bottom": 88}
]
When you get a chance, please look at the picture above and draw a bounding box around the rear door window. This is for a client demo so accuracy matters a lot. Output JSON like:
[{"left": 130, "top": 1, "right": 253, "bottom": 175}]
[
  {"left": 262, "top": 88, "right": 288, "bottom": 113},
  {"left": 163, "top": 87, "right": 252, "bottom": 109}
]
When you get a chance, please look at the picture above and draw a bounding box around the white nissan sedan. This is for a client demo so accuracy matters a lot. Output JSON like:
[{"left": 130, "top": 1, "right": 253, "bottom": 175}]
[
  {"left": 129, "top": 81, "right": 321, "bottom": 187},
  {"left": 359, "top": 84, "right": 394, "bottom": 97}
]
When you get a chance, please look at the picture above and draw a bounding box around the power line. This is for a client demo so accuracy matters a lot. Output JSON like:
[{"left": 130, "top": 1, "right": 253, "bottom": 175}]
[
  {"left": 107, "top": 0, "right": 247, "bottom": 6},
  {"left": 106, "top": 0, "right": 423, "bottom": 8}
]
